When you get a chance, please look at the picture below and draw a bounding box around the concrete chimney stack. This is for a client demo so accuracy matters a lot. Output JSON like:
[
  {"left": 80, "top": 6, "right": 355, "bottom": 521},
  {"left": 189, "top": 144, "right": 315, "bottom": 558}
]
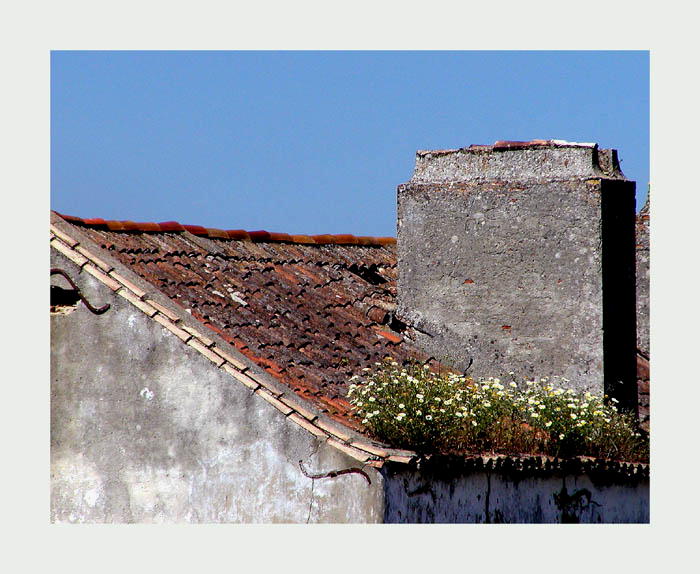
[{"left": 397, "top": 140, "right": 637, "bottom": 412}]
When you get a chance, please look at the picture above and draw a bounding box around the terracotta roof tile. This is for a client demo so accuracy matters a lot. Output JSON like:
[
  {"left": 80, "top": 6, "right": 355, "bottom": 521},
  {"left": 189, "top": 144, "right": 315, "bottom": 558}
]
[
  {"left": 314, "top": 418, "right": 354, "bottom": 443},
  {"left": 375, "top": 329, "right": 402, "bottom": 344},
  {"left": 50, "top": 224, "right": 79, "bottom": 248},
  {"left": 226, "top": 230, "right": 251, "bottom": 241},
  {"left": 278, "top": 394, "right": 318, "bottom": 421},
  {"left": 108, "top": 271, "right": 147, "bottom": 299},
  {"left": 222, "top": 364, "right": 261, "bottom": 391},
  {"left": 254, "top": 388, "right": 294, "bottom": 415},
  {"left": 145, "top": 298, "right": 183, "bottom": 323},
  {"left": 387, "top": 454, "right": 415, "bottom": 464},
  {"left": 181, "top": 325, "right": 215, "bottom": 348},
  {"left": 187, "top": 338, "right": 226, "bottom": 367},
  {"left": 75, "top": 245, "right": 114, "bottom": 273},
  {"left": 153, "top": 313, "right": 192, "bottom": 342},
  {"left": 157, "top": 221, "right": 187, "bottom": 232},
  {"left": 287, "top": 413, "right": 328, "bottom": 438},
  {"left": 117, "top": 288, "right": 158, "bottom": 317},
  {"left": 82, "top": 263, "right": 123, "bottom": 292},
  {"left": 211, "top": 345, "right": 248, "bottom": 372},
  {"left": 349, "top": 440, "right": 389, "bottom": 459},
  {"left": 51, "top": 237, "right": 89, "bottom": 268},
  {"left": 326, "top": 438, "right": 372, "bottom": 463}
]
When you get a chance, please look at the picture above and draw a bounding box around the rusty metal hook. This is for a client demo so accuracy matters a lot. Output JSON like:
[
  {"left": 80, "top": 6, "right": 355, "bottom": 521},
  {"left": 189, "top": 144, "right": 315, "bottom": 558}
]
[
  {"left": 298, "top": 460, "right": 371, "bottom": 485},
  {"left": 51, "top": 267, "right": 111, "bottom": 315}
]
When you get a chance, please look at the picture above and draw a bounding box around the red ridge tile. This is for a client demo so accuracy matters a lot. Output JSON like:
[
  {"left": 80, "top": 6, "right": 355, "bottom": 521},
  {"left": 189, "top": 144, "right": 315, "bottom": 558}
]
[
  {"left": 54, "top": 212, "right": 396, "bottom": 248},
  {"left": 248, "top": 230, "right": 271, "bottom": 242},
  {"left": 311, "top": 234, "right": 334, "bottom": 244},
  {"left": 136, "top": 221, "right": 162, "bottom": 232},
  {"left": 104, "top": 220, "right": 127, "bottom": 231},
  {"left": 205, "top": 228, "right": 230, "bottom": 239},
  {"left": 289, "top": 234, "right": 315, "bottom": 244},
  {"left": 83, "top": 217, "right": 107, "bottom": 226},
  {"left": 182, "top": 224, "right": 209, "bottom": 236},
  {"left": 226, "top": 230, "right": 252, "bottom": 240},
  {"left": 157, "top": 221, "right": 186, "bottom": 232},
  {"left": 267, "top": 232, "right": 293, "bottom": 242},
  {"left": 331, "top": 234, "right": 359, "bottom": 245}
]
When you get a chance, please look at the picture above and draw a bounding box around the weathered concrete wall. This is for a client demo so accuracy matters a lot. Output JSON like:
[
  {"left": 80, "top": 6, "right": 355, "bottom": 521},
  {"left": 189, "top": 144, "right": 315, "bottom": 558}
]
[
  {"left": 382, "top": 462, "right": 649, "bottom": 523},
  {"left": 397, "top": 144, "right": 637, "bottom": 409},
  {"left": 636, "top": 195, "right": 650, "bottom": 357},
  {"left": 50, "top": 250, "right": 384, "bottom": 523}
]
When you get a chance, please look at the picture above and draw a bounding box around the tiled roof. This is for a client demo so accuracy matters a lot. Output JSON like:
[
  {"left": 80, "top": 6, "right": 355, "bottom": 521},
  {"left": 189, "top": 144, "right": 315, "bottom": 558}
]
[
  {"left": 51, "top": 212, "right": 434, "bottom": 439},
  {"left": 50, "top": 211, "right": 650, "bottom": 473}
]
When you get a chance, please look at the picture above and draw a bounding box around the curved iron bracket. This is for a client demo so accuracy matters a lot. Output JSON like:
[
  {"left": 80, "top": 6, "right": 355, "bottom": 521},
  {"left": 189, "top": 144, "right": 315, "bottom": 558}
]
[
  {"left": 298, "top": 460, "right": 371, "bottom": 485},
  {"left": 51, "top": 267, "right": 111, "bottom": 315}
]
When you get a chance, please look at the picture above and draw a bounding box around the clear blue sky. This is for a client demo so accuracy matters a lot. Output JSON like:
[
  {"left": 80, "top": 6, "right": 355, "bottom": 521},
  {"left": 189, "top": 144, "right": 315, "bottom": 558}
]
[{"left": 51, "top": 51, "right": 649, "bottom": 236}]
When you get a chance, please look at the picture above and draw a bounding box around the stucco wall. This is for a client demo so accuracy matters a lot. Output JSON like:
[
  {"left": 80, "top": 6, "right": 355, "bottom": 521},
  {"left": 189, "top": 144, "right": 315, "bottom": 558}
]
[
  {"left": 382, "top": 462, "right": 649, "bottom": 523},
  {"left": 397, "top": 146, "right": 637, "bottom": 410},
  {"left": 50, "top": 250, "right": 385, "bottom": 523},
  {"left": 398, "top": 179, "right": 605, "bottom": 388}
]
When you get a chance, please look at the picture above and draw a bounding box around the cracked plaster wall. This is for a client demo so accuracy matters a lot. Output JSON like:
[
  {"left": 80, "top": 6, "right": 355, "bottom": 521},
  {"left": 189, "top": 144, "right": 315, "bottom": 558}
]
[{"left": 50, "top": 250, "right": 385, "bottom": 523}]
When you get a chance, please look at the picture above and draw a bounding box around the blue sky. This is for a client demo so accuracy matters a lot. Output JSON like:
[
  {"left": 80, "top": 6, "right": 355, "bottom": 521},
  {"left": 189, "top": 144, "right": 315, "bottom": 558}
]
[{"left": 51, "top": 51, "right": 649, "bottom": 236}]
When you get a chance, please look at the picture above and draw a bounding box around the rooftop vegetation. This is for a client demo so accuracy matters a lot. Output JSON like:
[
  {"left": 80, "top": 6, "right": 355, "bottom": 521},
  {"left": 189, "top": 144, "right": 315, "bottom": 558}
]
[{"left": 347, "top": 359, "right": 648, "bottom": 463}]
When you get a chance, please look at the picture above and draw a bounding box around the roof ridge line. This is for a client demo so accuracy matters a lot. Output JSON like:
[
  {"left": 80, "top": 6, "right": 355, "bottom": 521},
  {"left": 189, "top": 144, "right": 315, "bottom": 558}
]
[{"left": 53, "top": 211, "right": 396, "bottom": 247}]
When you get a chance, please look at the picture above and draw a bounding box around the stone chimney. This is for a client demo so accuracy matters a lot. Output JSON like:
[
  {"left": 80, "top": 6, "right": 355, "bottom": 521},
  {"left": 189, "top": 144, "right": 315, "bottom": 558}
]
[{"left": 397, "top": 140, "right": 638, "bottom": 412}]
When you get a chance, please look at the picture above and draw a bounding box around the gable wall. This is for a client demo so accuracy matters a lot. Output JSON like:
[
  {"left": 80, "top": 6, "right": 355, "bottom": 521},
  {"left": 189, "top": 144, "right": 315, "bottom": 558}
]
[{"left": 51, "top": 249, "right": 384, "bottom": 523}]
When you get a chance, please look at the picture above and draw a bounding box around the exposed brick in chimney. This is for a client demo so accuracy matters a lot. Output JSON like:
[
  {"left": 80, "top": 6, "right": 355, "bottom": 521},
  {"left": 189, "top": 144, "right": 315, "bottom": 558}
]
[{"left": 397, "top": 140, "right": 638, "bottom": 413}]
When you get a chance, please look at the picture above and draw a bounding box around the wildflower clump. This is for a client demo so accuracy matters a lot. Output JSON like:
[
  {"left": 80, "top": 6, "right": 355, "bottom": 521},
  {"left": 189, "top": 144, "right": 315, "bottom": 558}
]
[{"left": 347, "top": 360, "right": 648, "bottom": 462}]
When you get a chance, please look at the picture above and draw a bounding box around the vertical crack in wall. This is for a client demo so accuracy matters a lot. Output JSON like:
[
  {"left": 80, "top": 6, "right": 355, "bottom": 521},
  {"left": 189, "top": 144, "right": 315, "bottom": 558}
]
[
  {"left": 306, "top": 478, "right": 316, "bottom": 524},
  {"left": 299, "top": 439, "right": 322, "bottom": 524}
]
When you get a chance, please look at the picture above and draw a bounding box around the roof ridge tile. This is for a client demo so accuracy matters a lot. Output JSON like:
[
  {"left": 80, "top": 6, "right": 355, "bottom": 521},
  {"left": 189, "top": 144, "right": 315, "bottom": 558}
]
[{"left": 53, "top": 211, "right": 396, "bottom": 247}]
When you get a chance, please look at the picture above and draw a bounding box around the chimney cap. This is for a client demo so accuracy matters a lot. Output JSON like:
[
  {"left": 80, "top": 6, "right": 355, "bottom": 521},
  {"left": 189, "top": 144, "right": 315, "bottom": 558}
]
[
  {"left": 416, "top": 139, "right": 597, "bottom": 157},
  {"left": 411, "top": 140, "right": 624, "bottom": 183}
]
